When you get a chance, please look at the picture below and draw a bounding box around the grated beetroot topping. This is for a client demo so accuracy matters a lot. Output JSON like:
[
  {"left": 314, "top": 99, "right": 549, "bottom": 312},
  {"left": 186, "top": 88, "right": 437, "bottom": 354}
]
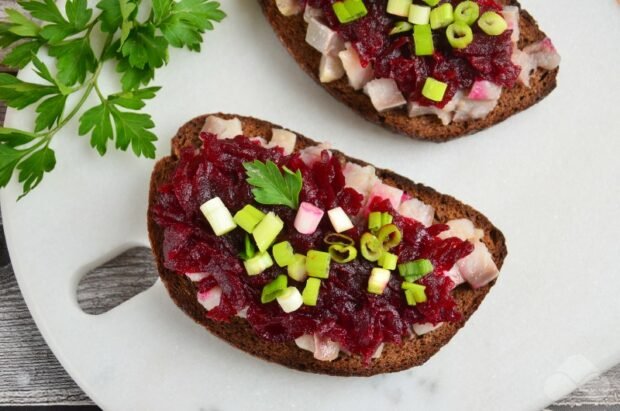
[
  {"left": 305, "top": 0, "right": 519, "bottom": 108},
  {"left": 153, "top": 134, "right": 473, "bottom": 363}
]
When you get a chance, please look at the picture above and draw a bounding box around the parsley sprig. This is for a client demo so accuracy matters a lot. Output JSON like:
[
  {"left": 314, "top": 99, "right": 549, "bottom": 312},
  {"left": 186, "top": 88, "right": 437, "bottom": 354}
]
[
  {"left": 0, "top": 0, "right": 225, "bottom": 199},
  {"left": 243, "top": 160, "right": 303, "bottom": 209}
]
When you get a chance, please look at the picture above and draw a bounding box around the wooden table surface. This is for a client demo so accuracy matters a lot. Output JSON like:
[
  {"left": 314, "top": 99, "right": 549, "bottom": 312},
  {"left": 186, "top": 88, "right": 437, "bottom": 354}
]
[{"left": 0, "top": 1, "right": 619, "bottom": 409}]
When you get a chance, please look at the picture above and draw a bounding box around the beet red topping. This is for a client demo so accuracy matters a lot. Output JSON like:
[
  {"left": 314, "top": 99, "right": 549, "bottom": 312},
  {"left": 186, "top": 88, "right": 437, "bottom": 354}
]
[
  {"left": 153, "top": 134, "right": 473, "bottom": 362},
  {"left": 305, "top": 0, "right": 519, "bottom": 107}
]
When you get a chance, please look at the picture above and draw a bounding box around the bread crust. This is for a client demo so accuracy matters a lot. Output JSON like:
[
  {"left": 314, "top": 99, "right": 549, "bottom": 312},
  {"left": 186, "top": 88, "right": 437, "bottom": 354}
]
[
  {"left": 147, "top": 113, "right": 508, "bottom": 376},
  {"left": 257, "top": 0, "right": 559, "bottom": 142}
]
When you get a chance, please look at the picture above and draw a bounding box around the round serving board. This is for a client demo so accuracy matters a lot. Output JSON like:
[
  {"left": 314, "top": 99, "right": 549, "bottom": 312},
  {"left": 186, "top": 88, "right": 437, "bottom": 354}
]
[{"left": 2, "top": 1, "right": 619, "bottom": 410}]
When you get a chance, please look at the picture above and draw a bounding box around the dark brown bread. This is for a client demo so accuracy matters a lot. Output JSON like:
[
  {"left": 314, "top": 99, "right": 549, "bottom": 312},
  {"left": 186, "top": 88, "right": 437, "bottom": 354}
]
[
  {"left": 147, "top": 113, "right": 508, "bottom": 376},
  {"left": 258, "top": 0, "right": 559, "bottom": 142}
]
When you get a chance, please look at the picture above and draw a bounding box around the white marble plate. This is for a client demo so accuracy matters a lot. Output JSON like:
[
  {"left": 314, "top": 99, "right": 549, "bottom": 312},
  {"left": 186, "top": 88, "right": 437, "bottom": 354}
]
[{"left": 2, "top": 1, "right": 619, "bottom": 410}]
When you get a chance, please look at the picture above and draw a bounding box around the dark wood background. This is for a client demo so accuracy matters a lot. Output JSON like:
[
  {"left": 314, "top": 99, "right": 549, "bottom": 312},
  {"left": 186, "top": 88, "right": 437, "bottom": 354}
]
[{"left": 0, "top": 0, "right": 619, "bottom": 409}]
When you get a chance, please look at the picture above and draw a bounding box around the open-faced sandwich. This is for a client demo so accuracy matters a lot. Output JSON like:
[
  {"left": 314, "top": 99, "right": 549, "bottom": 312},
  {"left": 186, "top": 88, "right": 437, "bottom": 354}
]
[
  {"left": 148, "top": 114, "right": 507, "bottom": 376},
  {"left": 261, "top": 0, "right": 560, "bottom": 141}
]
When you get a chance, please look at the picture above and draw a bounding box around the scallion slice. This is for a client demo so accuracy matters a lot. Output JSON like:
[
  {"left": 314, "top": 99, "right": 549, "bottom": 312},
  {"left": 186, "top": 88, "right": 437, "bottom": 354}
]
[
  {"left": 408, "top": 4, "right": 431, "bottom": 25},
  {"left": 454, "top": 1, "right": 479, "bottom": 25},
  {"left": 239, "top": 234, "right": 257, "bottom": 261},
  {"left": 421, "top": 0, "right": 439, "bottom": 6},
  {"left": 253, "top": 212, "right": 284, "bottom": 252},
  {"left": 377, "top": 224, "right": 402, "bottom": 249},
  {"left": 368, "top": 211, "right": 383, "bottom": 231},
  {"left": 360, "top": 232, "right": 383, "bottom": 262},
  {"left": 368, "top": 267, "right": 391, "bottom": 295},
  {"left": 386, "top": 0, "right": 412, "bottom": 17},
  {"left": 272, "top": 241, "right": 295, "bottom": 267},
  {"left": 324, "top": 233, "right": 355, "bottom": 246},
  {"left": 446, "top": 22, "right": 473, "bottom": 49},
  {"left": 390, "top": 21, "right": 413, "bottom": 35},
  {"left": 276, "top": 286, "right": 304, "bottom": 313},
  {"left": 327, "top": 206, "right": 354, "bottom": 233},
  {"left": 333, "top": 0, "right": 368, "bottom": 24},
  {"left": 402, "top": 282, "right": 427, "bottom": 304},
  {"left": 306, "top": 250, "right": 331, "bottom": 279},
  {"left": 200, "top": 197, "right": 237, "bottom": 236},
  {"left": 328, "top": 244, "right": 358, "bottom": 263},
  {"left": 429, "top": 3, "right": 454, "bottom": 29},
  {"left": 398, "top": 258, "right": 434, "bottom": 281},
  {"left": 421, "top": 77, "right": 448, "bottom": 102},
  {"left": 244, "top": 252, "right": 274, "bottom": 276},
  {"left": 233, "top": 204, "right": 265, "bottom": 233},
  {"left": 478, "top": 11, "right": 507, "bottom": 35},
  {"left": 378, "top": 251, "right": 398, "bottom": 270},
  {"left": 381, "top": 212, "right": 393, "bottom": 226},
  {"left": 261, "top": 275, "right": 288, "bottom": 303},
  {"left": 413, "top": 24, "right": 434, "bottom": 56},
  {"left": 302, "top": 277, "right": 322, "bottom": 306},
  {"left": 287, "top": 253, "right": 307, "bottom": 282}
]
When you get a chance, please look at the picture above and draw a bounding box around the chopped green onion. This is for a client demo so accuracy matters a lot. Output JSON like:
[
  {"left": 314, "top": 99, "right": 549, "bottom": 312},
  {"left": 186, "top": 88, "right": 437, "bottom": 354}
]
[
  {"left": 421, "top": 0, "right": 439, "bottom": 6},
  {"left": 328, "top": 244, "right": 358, "bottom": 263},
  {"left": 302, "top": 277, "right": 321, "bottom": 306},
  {"left": 408, "top": 4, "right": 431, "bottom": 25},
  {"left": 200, "top": 197, "right": 237, "bottom": 236},
  {"left": 429, "top": 3, "right": 454, "bottom": 29},
  {"left": 272, "top": 241, "right": 295, "bottom": 267},
  {"left": 261, "top": 275, "right": 288, "bottom": 303},
  {"left": 368, "top": 211, "right": 383, "bottom": 232},
  {"left": 333, "top": 0, "right": 368, "bottom": 24},
  {"left": 306, "top": 250, "right": 331, "bottom": 279},
  {"left": 368, "top": 267, "right": 391, "bottom": 295},
  {"left": 360, "top": 232, "right": 383, "bottom": 262},
  {"left": 422, "top": 77, "right": 448, "bottom": 102},
  {"left": 277, "top": 286, "right": 304, "bottom": 313},
  {"left": 377, "top": 224, "right": 402, "bottom": 249},
  {"left": 381, "top": 212, "right": 393, "bottom": 226},
  {"left": 239, "top": 234, "right": 256, "bottom": 261},
  {"left": 386, "top": 0, "right": 412, "bottom": 17},
  {"left": 324, "top": 233, "right": 355, "bottom": 246},
  {"left": 244, "top": 252, "right": 274, "bottom": 276},
  {"left": 327, "top": 206, "right": 354, "bottom": 233},
  {"left": 413, "top": 24, "right": 434, "bottom": 56},
  {"left": 402, "top": 282, "right": 427, "bottom": 303},
  {"left": 389, "top": 21, "right": 413, "bottom": 35},
  {"left": 378, "top": 251, "right": 398, "bottom": 270},
  {"left": 446, "top": 22, "right": 473, "bottom": 49},
  {"left": 287, "top": 253, "right": 307, "bottom": 282},
  {"left": 233, "top": 205, "right": 265, "bottom": 233},
  {"left": 477, "top": 11, "right": 507, "bottom": 35},
  {"left": 253, "top": 212, "right": 284, "bottom": 252},
  {"left": 454, "top": 1, "right": 479, "bottom": 25},
  {"left": 404, "top": 289, "right": 417, "bottom": 305},
  {"left": 398, "top": 258, "right": 434, "bottom": 281}
]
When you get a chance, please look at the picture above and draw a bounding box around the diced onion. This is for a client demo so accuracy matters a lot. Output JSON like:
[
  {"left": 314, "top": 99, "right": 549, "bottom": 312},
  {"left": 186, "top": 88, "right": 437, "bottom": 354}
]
[
  {"left": 327, "top": 207, "right": 354, "bottom": 233},
  {"left": 294, "top": 202, "right": 324, "bottom": 234},
  {"left": 277, "top": 286, "right": 304, "bottom": 313},
  {"left": 197, "top": 287, "right": 222, "bottom": 311}
]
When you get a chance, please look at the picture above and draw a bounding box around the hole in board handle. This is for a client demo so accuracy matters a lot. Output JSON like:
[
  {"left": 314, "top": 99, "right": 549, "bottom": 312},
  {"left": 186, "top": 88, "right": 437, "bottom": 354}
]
[{"left": 76, "top": 247, "right": 158, "bottom": 315}]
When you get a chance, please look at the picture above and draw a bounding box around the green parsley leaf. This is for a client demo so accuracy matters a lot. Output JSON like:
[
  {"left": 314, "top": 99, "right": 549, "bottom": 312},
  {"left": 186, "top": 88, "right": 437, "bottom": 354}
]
[
  {"left": 0, "top": 73, "right": 58, "bottom": 109},
  {"left": 120, "top": 24, "right": 168, "bottom": 70},
  {"left": 158, "top": 0, "right": 226, "bottom": 51},
  {"left": 0, "top": 127, "right": 36, "bottom": 148},
  {"left": 116, "top": 57, "right": 156, "bottom": 91},
  {"left": 48, "top": 37, "right": 97, "bottom": 86},
  {"left": 0, "top": 23, "right": 22, "bottom": 48},
  {"left": 0, "top": 144, "right": 24, "bottom": 187},
  {"left": 110, "top": 108, "right": 157, "bottom": 158},
  {"left": 1, "top": 40, "right": 41, "bottom": 69},
  {"left": 65, "top": 0, "right": 93, "bottom": 30},
  {"left": 152, "top": 0, "right": 173, "bottom": 24},
  {"left": 34, "top": 94, "right": 67, "bottom": 132},
  {"left": 96, "top": 0, "right": 137, "bottom": 33},
  {"left": 5, "top": 9, "right": 41, "bottom": 37},
  {"left": 243, "top": 160, "right": 302, "bottom": 209},
  {"left": 108, "top": 86, "right": 160, "bottom": 110},
  {"left": 78, "top": 103, "right": 114, "bottom": 155},
  {"left": 16, "top": 146, "right": 56, "bottom": 197},
  {"left": 18, "top": 0, "right": 65, "bottom": 24}
]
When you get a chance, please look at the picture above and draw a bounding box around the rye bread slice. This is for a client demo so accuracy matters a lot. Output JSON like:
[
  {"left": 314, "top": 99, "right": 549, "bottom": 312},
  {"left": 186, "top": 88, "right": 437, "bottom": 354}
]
[
  {"left": 258, "top": 0, "right": 559, "bottom": 142},
  {"left": 147, "top": 113, "right": 508, "bottom": 376}
]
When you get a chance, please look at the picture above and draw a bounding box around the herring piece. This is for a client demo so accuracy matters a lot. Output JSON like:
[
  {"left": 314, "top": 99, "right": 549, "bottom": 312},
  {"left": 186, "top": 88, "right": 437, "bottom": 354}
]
[
  {"left": 197, "top": 287, "right": 222, "bottom": 311},
  {"left": 185, "top": 272, "right": 210, "bottom": 282},
  {"left": 304, "top": 5, "right": 323, "bottom": 23},
  {"left": 268, "top": 128, "right": 297, "bottom": 155},
  {"left": 457, "top": 241, "right": 499, "bottom": 288},
  {"left": 338, "top": 42, "right": 374, "bottom": 90},
  {"left": 299, "top": 143, "right": 332, "bottom": 165},
  {"left": 438, "top": 218, "right": 484, "bottom": 242},
  {"left": 201, "top": 115, "right": 243, "bottom": 139},
  {"left": 413, "top": 322, "right": 443, "bottom": 336},
  {"left": 524, "top": 37, "right": 561, "bottom": 70},
  {"left": 445, "top": 264, "right": 465, "bottom": 288},
  {"left": 468, "top": 80, "right": 502, "bottom": 101},
  {"left": 512, "top": 48, "right": 536, "bottom": 87},
  {"left": 368, "top": 181, "right": 404, "bottom": 210},
  {"left": 343, "top": 162, "right": 379, "bottom": 200},
  {"left": 407, "top": 91, "right": 462, "bottom": 125},
  {"left": 453, "top": 97, "right": 498, "bottom": 122},
  {"left": 306, "top": 18, "right": 344, "bottom": 54},
  {"left": 363, "top": 78, "right": 407, "bottom": 112},
  {"left": 276, "top": 0, "right": 302, "bottom": 16},
  {"left": 372, "top": 343, "right": 385, "bottom": 359},
  {"left": 502, "top": 6, "right": 520, "bottom": 43},
  {"left": 398, "top": 198, "right": 435, "bottom": 227},
  {"left": 319, "top": 53, "right": 345, "bottom": 83},
  {"left": 313, "top": 335, "right": 340, "bottom": 361},
  {"left": 295, "top": 334, "right": 316, "bottom": 352}
]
